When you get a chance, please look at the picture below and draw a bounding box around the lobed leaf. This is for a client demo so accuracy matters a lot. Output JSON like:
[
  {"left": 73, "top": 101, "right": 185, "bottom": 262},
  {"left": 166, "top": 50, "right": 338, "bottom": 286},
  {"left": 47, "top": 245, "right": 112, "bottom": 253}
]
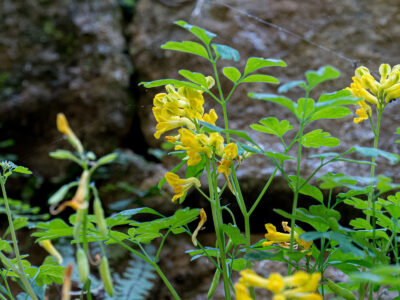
[
  {"left": 175, "top": 20, "right": 216, "bottom": 45},
  {"left": 302, "top": 129, "right": 340, "bottom": 148},
  {"left": 305, "top": 65, "right": 340, "bottom": 90},
  {"left": 244, "top": 57, "right": 286, "bottom": 76}
]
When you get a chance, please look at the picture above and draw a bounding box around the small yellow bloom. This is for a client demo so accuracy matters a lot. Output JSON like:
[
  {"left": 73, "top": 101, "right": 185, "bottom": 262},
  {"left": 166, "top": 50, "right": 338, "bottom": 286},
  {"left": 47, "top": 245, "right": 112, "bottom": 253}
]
[
  {"left": 165, "top": 135, "right": 179, "bottom": 143},
  {"left": 353, "top": 100, "right": 371, "bottom": 124},
  {"left": 217, "top": 159, "right": 232, "bottom": 176},
  {"left": 192, "top": 208, "right": 207, "bottom": 246},
  {"left": 175, "top": 128, "right": 212, "bottom": 166},
  {"left": 39, "top": 239, "right": 63, "bottom": 264},
  {"left": 263, "top": 222, "right": 312, "bottom": 252},
  {"left": 240, "top": 269, "right": 271, "bottom": 289},
  {"left": 203, "top": 109, "right": 218, "bottom": 125},
  {"left": 223, "top": 143, "right": 238, "bottom": 160},
  {"left": 57, "top": 113, "right": 84, "bottom": 154},
  {"left": 165, "top": 172, "right": 201, "bottom": 202},
  {"left": 50, "top": 171, "right": 89, "bottom": 215},
  {"left": 208, "top": 132, "right": 224, "bottom": 156},
  {"left": 266, "top": 273, "right": 285, "bottom": 294},
  {"left": 235, "top": 283, "right": 252, "bottom": 300}
]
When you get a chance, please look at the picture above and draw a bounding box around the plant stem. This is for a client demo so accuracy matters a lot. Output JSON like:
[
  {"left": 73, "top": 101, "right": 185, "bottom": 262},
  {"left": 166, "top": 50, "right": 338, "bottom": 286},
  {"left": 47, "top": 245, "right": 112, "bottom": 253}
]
[
  {"left": 288, "top": 122, "right": 304, "bottom": 275},
  {"left": 206, "top": 159, "right": 231, "bottom": 300},
  {"left": 0, "top": 180, "right": 38, "bottom": 300}
]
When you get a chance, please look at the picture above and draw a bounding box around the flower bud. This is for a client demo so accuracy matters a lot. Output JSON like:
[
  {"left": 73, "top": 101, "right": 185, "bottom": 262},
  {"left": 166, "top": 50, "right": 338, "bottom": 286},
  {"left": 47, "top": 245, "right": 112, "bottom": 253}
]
[
  {"left": 327, "top": 279, "right": 356, "bottom": 300},
  {"left": 99, "top": 256, "right": 114, "bottom": 296},
  {"left": 379, "top": 63, "right": 391, "bottom": 84},
  {"left": 360, "top": 74, "right": 378, "bottom": 94},
  {"left": 207, "top": 269, "right": 220, "bottom": 299},
  {"left": 94, "top": 197, "right": 108, "bottom": 237},
  {"left": 206, "top": 76, "right": 215, "bottom": 89},
  {"left": 76, "top": 247, "right": 89, "bottom": 284},
  {"left": 355, "top": 66, "right": 370, "bottom": 78}
]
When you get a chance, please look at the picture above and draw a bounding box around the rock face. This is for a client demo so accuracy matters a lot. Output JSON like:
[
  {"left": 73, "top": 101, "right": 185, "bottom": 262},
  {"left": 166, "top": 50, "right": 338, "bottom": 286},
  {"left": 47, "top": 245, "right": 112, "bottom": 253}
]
[
  {"left": 0, "top": 0, "right": 133, "bottom": 179},
  {"left": 130, "top": 0, "right": 400, "bottom": 214}
]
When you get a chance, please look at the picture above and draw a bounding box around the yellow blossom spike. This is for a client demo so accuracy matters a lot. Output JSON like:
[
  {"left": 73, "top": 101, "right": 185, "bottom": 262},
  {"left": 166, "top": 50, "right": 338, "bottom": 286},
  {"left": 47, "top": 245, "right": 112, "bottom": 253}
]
[
  {"left": 39, "top": 239, "right": 63, "bottom": 264},
  {"left": 192, "top": 208, "right": 207, "bottom": 246},
  {"left": 57, "top": 113, "right": 84, "bottom": 155},
  {"left": 50, "top": 171, "right": 89, "bottom": 215},
  {"left": 235, "top": 283, "right": 252, "bottom": 300},
  {"left": 165, "top": 172, "right": 201, "bottom": 202}
]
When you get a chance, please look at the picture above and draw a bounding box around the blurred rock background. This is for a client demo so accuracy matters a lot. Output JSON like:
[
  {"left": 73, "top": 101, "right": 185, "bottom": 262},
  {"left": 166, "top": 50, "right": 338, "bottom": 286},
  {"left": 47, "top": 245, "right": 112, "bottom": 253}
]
[{"left": 1, "top": 0, "right": 400, "bottom": 298}]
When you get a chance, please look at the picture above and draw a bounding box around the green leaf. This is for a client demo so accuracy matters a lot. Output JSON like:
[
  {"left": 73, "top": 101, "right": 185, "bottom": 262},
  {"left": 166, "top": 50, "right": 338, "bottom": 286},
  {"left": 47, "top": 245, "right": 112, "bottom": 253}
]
[
  {"left": 12, "top": 217, "right": 28, "bottom": 231},
  {"left": 250, "top": 117, "right": 293, "bottom": 137},
  {"left": 300, "top": 231, "right": 365, "bottom": 257},
  {"left": 212, "top": 44, "right": 240, "bottom": 62},
  {"left": 317, "top": 89, "right": 361, "bottom": 106},
  {"left": 0, "top": 239, "right": 12, "bottom": 253},
  {"left": 352, "top": 146, "right": 399, "bottom": 164},
  {"left": 223, "top": 129, "right": 260, "bottom": 148},
  {"left": 305, "top": 65, "right": 340, "bottom": 90},
  {"left": 35, "top": 264, "right": 65, "bottom": 286},
  {"left": 222, "top": 224, "right": 246, "bottom": 246},
  {"left": 175, "top": 20, "right": 216, "bottom": 45},
  {"left": 318, "top": 173, "right": 358, "bottom": 189},
  {"left": 161, "top": 41, "right": 209, "bottom": 59},
  {"left": 302, "top": 129, "right": 340, "bottom": 148},
  {"left": 186, "top": 156, "right": 205, "bottom": 180},
  {"left": 223, "top": 67, "right": 241, "bottom": 83},
  {"left": 265, "top": 152, "right": 295, "bottom": 162},
  {"left": 249, "top": 93, "right": 296, "bottom": 116},
  {"left": 239, "top": 74, "right": 279, "bottom": 84},
  {"left": 244, "top": 57, "right": 286, "bottom": 76},
  {"left": 96, "top": 153, "right": 118, "bottom": 166},
  {"left": 117, "top": 207, "right": 164, "bottom": 218},
  {"left": 199, "top": 120, "right": 223, "bottom": 133},
  {"left": 295, "top": 98, "right": 315, "bottom": 120},
  {"left": 48, "top": 182, "right": 77, "bottom": 205},
  {"left": 229, "top": 258, "right": 247, "bottom": 271},
  {"left": 32, "top": 219, "right": 73, "bottom": 241},
  {"left": 289, "top": 176, "right": 323, "bottom": 203},
  {"left": 139, "top": 79, "right": 205, "bottom": 90},
  {"left": 278, "top": 80, "right": 307, "bottom": 93},
  {"left": 179, "top": 70, "right": 208, "bottom": 87},
  {"left": 309, "top": 106, "right": 352, "bottom": 122},
  {"left": 13, "top": 166, "right": 32, "bottom": 175},
  {"left": 49, "top": 150, "right": 81, "bottom": 165}
]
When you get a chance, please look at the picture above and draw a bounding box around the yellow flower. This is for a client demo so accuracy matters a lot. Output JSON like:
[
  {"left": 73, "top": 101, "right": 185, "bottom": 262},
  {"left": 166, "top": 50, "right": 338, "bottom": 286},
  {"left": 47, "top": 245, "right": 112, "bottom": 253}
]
[
  {"left": 217, "top": 159, "right": 232, "bottom": 176},
  {"left": 50, "top": 171, "right": 89, "bottom": 215},
  {"left": 165, "top": 172, "right": 201, "bottom": 202},
  {"left": 223, "top": 143, "right": 238, "bottom": 160},
  {"left": 237, "top": 270, "right": 322, "bottom": 300},
  {"left": 346, "top": 76, "right": 379, "bottom": 106},
  {"left": 39, "top": 239, "right": 63, "bottom": 264},
  {"left": 235, "top": 283, "right": 252, "bottom": 300},
  {"left": 57, "top": 113, "right": 84, "bottom": 155},
  {"left": 175, "top": 128, "right": 212, "bottom": 166},
  {"left": 192, "top": 208, "right": 207, "bottom": 246},
  {"left": 240, "top": 269, "right": 271, "bottom": 289},
  {"left": 262, "top": 222, "right": 312, "bottom": 252},
  {"left": 203, "top": 109, "right": 218, "bottom": 125},
  {"left": 353, "top": 100, "right": 371, "bottom": 124},
  {"left": 208, "top": 132, "right": 225, "bottom": 156}
]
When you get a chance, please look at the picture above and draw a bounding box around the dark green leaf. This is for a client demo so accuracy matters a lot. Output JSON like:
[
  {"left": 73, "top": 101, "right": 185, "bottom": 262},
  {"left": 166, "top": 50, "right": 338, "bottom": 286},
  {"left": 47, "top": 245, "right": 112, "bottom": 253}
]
[
  {"left": 244, "top": 57, "right": 286, "bottom": 76},
  {"left": 32, "top": 219, "right": 73, "bottom": 241},
  {"left": 352, "top": 146, "right": 399, "bottom": 164},
  {"left": 139, "top": 79, "right": 204, "bottom": 90},
  {"left": 295, "top": 98, "right": 315, "bottom": 120},
  {"left": 289, "top": 176, "right": 323, "bottom": 203},
  {"left": 117, "top": 207, "right": 164, "bottom": 218},
  {"left": 265, "top": 152, "right": 295, "bottom": 162}
]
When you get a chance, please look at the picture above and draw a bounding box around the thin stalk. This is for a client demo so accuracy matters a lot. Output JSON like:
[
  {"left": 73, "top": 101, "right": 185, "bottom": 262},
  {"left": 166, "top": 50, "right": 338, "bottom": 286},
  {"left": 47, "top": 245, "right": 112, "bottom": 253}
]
[
  {"left": 0, "top": 180, "right": 38, "bottom": 300},
  {"left": 206, "top": 160, "right": 231, "bottom": 299},
  {"left": 288, "top": 122, "right": 305, "bottom": 275},
  {"left": 248, "top": 168, "right": 278, "bottom": 216},
  {"left": 0, "top": 271, "right": 14, "bottom": 300}
]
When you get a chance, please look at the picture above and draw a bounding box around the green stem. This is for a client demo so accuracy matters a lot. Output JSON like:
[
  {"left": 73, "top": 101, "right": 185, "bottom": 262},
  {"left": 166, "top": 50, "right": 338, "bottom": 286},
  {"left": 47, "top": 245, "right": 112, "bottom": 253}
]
[
  {"left": 0, "top": 180, "right": 38, "bottom": 300},
  {"left": 288, "top": 121, "right": 305, "bottom": 275},
  {"left": 206, "top": 159, "right": 231, "bottom": 299},
  {"left": 0, "top": 270, "right": 14, "bottom": 300}
]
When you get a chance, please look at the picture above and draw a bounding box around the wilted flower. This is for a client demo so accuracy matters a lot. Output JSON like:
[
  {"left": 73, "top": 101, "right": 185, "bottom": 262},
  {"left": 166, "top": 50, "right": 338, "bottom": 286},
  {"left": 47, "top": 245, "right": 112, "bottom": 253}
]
[{"left": 192, "top": 208, "right": 207, "bottom": 246}]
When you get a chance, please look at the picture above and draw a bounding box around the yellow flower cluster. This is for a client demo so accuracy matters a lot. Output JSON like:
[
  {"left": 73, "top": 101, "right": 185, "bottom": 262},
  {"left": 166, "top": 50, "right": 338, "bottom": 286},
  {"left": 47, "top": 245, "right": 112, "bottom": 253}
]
[
  {"left": 235, "top": 269, "right": 322, "bottom": 300},
  {"left": 217, "top": 143, "right": 239, "bottom": 176},
  {"left": 263, "top": 222, "right": 312, "bottom": 253},
  {"left": 347, "top": 64, "right": 400, "bottom": 123}
]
